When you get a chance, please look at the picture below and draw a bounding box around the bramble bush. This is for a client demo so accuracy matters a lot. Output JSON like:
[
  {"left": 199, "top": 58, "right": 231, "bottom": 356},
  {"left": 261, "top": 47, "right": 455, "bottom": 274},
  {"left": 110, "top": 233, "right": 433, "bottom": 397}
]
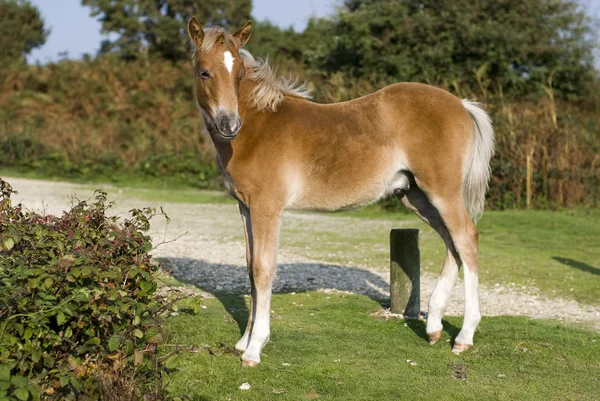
[{"left": 0, "top": 179, "right": 195, "bottom": 400}]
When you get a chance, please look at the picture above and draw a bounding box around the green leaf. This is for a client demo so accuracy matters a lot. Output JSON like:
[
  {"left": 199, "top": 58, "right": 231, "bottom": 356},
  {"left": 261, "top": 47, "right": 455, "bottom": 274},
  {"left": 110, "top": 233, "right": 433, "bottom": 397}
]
[
  {"left": 3, "top": 238, "right": 14, "bottom": 251},
  {"left": 59, "top": 375, "right": 69, "bottom": 387},
  {"left": 65, "top": 327, "right": 73, "bottom": 338},
  {"left": 56, "top": 312, "right": 66, "bottom": 326},
  {"left": 108, "top": 335, "right": 122, "bottom": 352},
  {"left": 11, "top": 376, "right": 28, "bottom": 388},
  {"left": 124, "top": 339, "right": 134, "bottom": 354},
  {"left": 44, "top": 277, "right": 54, "bottom": 289},
  {"left": 31, "top": 348, "right": 42, "bottom": 363},
  {"left": 85, "top": 337, "right": 100, "bottom": 346},
  {"left": 23, "top": 328, "right": 32, "bottom": 340},
  {"left": 133, "top": 329, "right": 143, "bottom": 339},
  {"left": 13, "top": 387, "right": 29, "bottom": 401},
  {"left": 0, "top": 366, "right": 11, "bottom": 382},
  {"left": 26, "top": 385, "right": 40, "bottom": 399}
]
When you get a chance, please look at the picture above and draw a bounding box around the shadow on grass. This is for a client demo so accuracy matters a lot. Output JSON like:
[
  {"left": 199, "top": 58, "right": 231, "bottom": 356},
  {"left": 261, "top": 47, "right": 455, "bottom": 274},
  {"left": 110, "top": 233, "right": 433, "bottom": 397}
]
[
  {"left": 158, "top": 257, "right": 391, "bottom": 336},
  {"left": 404, "top": 318, "right": 460, "bottom": 343},
  {"left": 552, "top": 256, "right": 600, "bottom": 276}
]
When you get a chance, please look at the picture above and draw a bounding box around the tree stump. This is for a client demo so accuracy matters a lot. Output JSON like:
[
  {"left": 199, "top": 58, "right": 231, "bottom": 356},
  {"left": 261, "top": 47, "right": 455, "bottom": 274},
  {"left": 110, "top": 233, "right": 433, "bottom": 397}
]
[{"left": 389, "top": 229, "right": 420, "bottom": 318}]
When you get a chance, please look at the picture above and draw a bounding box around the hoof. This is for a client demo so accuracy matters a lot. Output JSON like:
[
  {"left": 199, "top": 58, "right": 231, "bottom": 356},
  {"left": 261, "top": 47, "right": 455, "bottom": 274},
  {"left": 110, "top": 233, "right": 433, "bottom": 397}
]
[
  {"left": 452, "top": 343, "right": 472, "bottom": 354},
  {"left": 242, "top": 359, "right": 259, "bottom": 367},
  {"left": 428, "top": 330, "right": 442, "bottom": 345}
]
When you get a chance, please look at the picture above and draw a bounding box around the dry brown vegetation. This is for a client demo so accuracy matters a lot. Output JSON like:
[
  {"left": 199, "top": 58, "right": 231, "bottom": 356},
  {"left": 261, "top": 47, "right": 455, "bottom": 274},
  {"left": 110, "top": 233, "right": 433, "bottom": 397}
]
[{"left": 1, "top": 56, "right": 598, "bottom": 209}]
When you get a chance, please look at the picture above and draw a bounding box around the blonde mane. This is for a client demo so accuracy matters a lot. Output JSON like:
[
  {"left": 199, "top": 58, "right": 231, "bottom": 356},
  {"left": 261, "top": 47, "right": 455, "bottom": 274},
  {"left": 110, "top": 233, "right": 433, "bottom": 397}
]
[
  {"left": 239, "top": 49, "right": 312, "bottom": 112},
  {"left": 192, "top": 27, "right": 311, "bottom": 112}
]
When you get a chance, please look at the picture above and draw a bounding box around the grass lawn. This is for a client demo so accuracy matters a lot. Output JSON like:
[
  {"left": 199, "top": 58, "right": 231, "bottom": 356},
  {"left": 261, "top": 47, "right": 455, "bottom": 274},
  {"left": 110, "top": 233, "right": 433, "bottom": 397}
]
[{"left": 165, "top": 292, "right": 600, "bottom": 401}]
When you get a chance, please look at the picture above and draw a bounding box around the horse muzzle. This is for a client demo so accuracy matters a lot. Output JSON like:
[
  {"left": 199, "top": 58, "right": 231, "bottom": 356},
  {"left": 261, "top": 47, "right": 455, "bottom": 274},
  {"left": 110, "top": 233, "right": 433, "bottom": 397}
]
[{"left": 215, "top": 112, "right": 242, "bottom": 140}]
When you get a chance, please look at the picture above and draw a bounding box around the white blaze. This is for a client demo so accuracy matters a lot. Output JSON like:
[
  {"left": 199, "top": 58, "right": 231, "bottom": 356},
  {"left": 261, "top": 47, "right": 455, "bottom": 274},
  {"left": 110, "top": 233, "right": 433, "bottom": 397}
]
[{"left": 224, "top": 51, "right": 234, "bottom": 74}]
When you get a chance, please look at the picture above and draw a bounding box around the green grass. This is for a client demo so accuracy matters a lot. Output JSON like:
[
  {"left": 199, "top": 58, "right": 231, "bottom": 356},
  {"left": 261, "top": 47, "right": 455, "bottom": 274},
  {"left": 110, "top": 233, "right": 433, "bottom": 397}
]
[
  {"left": 476, "top": 209, "right": 600, "bottom": 305},
  {"left": 0, "top": 168, "right": 235, "bottom": 205},
  {"left": 118, "top": 186, "right": 236, "bottom": 205},
  {"left": 165, "top": 292, "right": 600, "bottom": 401}
]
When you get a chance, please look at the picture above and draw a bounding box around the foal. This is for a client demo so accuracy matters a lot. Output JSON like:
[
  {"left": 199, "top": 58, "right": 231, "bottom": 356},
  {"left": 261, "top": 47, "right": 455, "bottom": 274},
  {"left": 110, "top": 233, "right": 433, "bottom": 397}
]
[{"left": 187, "top": 18, "right": 494, "bottom": 366}]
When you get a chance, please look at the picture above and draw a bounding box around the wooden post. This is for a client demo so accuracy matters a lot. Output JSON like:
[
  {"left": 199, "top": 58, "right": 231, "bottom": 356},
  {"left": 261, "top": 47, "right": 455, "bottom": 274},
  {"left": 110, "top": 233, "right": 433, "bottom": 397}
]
[{"left": 389, "top": 229, "right": 420, "bottom": 318}]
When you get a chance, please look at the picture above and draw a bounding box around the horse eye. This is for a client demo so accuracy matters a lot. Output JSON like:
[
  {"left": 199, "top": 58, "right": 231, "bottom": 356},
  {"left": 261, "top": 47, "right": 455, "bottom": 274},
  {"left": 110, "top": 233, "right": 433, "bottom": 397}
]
[{"left": 198, "top": 70, "right": 211, "bottom": 80}]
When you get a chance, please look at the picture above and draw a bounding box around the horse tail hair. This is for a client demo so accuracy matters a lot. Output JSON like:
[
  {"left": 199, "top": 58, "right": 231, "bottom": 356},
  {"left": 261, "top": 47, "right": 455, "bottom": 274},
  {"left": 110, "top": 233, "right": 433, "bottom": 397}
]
[{"left": 461, "top": 99, "right": 495, "bottom": 222}]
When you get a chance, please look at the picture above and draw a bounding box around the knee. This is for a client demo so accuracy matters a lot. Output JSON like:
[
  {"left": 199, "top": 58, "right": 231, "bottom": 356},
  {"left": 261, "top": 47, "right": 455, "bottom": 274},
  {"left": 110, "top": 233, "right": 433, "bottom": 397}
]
[{"left": 253, "top": 266, "right": 275, "bottom": 288}]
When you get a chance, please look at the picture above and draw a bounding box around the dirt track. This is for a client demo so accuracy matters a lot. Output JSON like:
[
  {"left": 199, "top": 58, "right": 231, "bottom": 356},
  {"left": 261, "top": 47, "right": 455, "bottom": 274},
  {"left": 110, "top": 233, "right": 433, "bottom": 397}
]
[{"left": 5, "top": 176, "right": 600, "bottom": 330}]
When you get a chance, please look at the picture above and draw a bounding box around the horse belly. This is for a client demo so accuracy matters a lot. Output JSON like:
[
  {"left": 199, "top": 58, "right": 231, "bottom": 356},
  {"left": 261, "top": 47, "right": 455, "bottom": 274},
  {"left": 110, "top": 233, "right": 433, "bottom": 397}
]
[{"left": 287, "top": 154, "right": 407, "bottom": 212}]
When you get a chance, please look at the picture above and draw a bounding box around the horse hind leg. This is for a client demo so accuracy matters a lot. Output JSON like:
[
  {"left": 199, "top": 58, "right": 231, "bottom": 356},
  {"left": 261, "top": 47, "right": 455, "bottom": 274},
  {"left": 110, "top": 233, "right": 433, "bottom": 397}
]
[
  {"left": 426, "top": 194, "right": 480, "bottom": 354},
  {"left": 445, "top": 210, "right": 481, "bottom": 354},
  {"left": 398, "top": 183, "right": 461, "bottom": 345}
]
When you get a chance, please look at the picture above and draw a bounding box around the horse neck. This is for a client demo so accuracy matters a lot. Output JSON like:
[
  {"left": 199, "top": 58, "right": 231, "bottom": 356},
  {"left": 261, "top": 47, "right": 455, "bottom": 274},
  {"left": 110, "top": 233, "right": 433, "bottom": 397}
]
[{"left": 237, "top": 78, "right": 261, "bottom": 121}]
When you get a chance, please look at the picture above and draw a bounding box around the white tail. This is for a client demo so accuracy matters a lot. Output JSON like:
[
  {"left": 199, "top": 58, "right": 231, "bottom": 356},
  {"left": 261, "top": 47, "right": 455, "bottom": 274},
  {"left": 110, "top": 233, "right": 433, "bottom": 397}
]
[{"left": 461, "top": 99, "right": 495, "bottom": 222}]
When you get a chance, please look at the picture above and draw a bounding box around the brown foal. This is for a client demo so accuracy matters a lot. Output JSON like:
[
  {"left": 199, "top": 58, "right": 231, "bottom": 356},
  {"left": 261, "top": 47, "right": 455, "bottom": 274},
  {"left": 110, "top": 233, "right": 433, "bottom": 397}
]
[{"left": 187, "top": 18, "right": 495, "bottom": 366}]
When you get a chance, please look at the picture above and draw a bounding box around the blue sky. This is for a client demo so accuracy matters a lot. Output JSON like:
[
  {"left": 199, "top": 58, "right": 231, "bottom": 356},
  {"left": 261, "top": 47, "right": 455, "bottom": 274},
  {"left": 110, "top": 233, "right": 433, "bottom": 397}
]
[{"left": 28, "top": 0, "right": 600, "bottom": 64}]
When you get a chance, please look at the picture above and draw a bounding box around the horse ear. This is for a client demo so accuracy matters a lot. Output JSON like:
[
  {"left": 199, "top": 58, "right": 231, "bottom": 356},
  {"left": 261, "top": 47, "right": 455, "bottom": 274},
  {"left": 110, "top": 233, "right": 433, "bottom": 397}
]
[
  {"left": 233, "top": 20, "right": 253, "bottom": 47},
  {"left": 188, "top": 17, "right": 204, "bottom": 46}
]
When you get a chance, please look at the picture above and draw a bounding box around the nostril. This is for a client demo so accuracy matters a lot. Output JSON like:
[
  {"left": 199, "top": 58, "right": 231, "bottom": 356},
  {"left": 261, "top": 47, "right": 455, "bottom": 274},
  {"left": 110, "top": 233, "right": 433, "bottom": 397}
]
[{"left": 218, "top": 117, "right": 229, "bottom": 132}]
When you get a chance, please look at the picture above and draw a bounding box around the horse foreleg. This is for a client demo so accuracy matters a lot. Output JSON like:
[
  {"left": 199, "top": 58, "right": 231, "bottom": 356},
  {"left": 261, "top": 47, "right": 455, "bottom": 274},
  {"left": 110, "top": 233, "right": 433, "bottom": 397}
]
[
  {"left": 241, "top": 207, "right": 281, "bottom": 366},
  {"left": 235, "top": 203, "right": 253, "bottom": 353}
]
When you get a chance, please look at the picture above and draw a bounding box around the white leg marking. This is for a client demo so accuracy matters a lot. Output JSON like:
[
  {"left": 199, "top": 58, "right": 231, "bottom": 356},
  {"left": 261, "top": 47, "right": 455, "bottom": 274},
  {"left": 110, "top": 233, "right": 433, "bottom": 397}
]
[
  {"left": 235, "top": 332, "right": 250, "bottom": 352},
  {"left": 427, "top": 258, "right": 459, "bottom": 335},
  {"left": 242, "top": 285, "right": 272, "bottom": 364},
  {"left": 224, "top": 51, "right": 234, "bottom": 74},
  {"left": 455, "top": 263, "right": 481, "bottom": 347}
]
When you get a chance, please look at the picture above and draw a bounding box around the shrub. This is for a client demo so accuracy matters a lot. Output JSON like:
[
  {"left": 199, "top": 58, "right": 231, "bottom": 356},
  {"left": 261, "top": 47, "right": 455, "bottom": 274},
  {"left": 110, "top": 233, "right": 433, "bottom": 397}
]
[{"left": 0, "top": 179, "right": 180, "bottom": 400}]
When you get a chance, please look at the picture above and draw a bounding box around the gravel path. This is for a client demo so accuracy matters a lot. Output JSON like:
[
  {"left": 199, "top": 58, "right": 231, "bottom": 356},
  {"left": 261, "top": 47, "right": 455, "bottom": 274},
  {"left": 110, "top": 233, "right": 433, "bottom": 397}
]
[{"left": 6, "top": 176, "right": 600, "bottom": 330}]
